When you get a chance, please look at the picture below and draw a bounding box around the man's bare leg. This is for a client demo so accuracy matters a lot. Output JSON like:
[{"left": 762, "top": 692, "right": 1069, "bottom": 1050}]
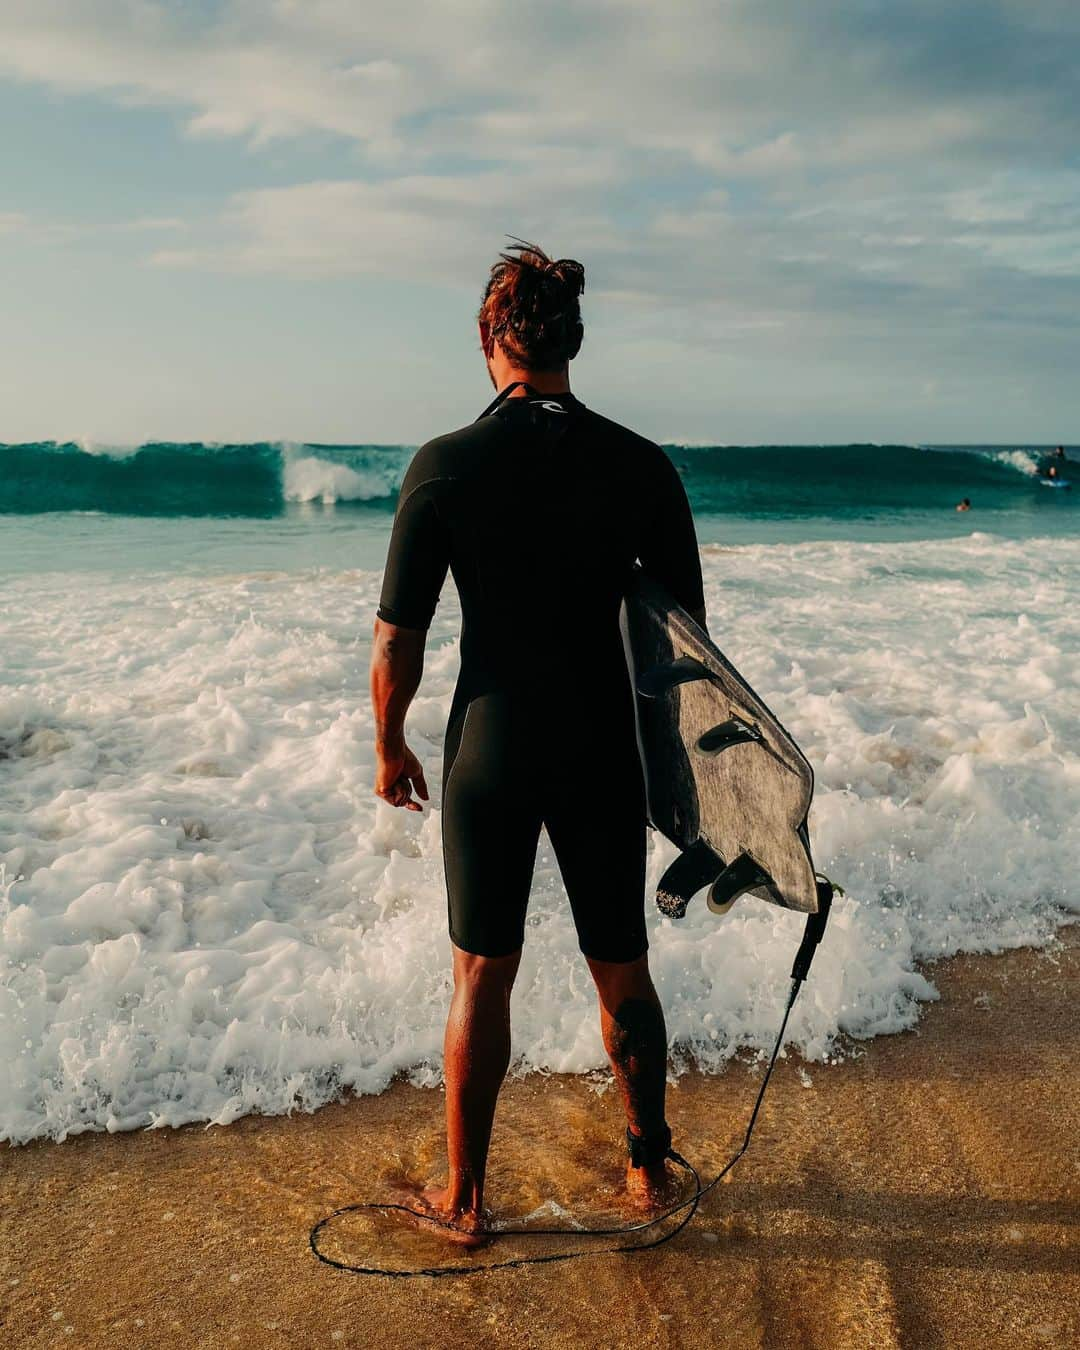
[
  {"left": 586, "top": 952, "right": 679, "bottom": 1209},
  {"left": 398, "top": 944, "right": 520, "bottom": 1245}
]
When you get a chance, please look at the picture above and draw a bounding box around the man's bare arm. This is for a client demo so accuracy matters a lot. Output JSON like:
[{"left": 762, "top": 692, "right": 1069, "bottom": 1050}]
[{"left": 370, "top": 618, "right": 429, "bottom": 811}]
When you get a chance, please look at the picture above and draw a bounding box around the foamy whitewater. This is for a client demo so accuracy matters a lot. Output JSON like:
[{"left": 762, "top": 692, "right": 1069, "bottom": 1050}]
[{"left": 2, "top": 529, "right": 1077, "bottom": 1144}]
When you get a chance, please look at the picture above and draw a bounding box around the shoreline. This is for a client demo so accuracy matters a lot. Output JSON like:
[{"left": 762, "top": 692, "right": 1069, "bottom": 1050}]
[{"left": 3, "top": 927, "right": 1078, "bottom": 1349}]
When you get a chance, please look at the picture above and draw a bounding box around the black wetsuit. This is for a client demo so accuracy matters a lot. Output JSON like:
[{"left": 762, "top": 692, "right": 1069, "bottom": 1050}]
[{"left": 377, "top": 388, "right": 704, "bottom": 961}]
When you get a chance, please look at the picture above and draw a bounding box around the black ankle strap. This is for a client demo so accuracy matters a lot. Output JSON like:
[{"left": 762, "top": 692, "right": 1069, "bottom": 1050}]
[{"left": 626, "top": 1123, "right": 673, "bottom": 1168}]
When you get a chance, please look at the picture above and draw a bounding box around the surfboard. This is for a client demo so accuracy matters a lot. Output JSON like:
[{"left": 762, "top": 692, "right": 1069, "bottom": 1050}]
[
  {"left": 1039, "top": 478, "right": 1071, "bottom": 489},
  {"left": 621, "top": 565, "right": 820, "bottom": 918}
]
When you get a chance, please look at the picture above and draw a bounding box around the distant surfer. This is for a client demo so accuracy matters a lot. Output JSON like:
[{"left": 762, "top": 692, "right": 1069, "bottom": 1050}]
[
  {"left": 370, "top": 240, "right": 705, "bottom": 1244},
  {"left": 956, "top": 498, "right": 972, "bottom": 512},
  {"left": 1038, "top": 445, "right": 1069, "bottom": 479}
]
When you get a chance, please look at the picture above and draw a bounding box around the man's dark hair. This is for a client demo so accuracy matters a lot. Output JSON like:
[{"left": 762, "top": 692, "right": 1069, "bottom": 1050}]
[{"left": 479, "top": 238, "right": 585, "bottom": 371}]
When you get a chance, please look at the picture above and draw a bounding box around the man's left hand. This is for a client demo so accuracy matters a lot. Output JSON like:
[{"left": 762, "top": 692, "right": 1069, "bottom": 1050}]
[{"left": 375, "top": 743, "right": 429, "bottom": 811}]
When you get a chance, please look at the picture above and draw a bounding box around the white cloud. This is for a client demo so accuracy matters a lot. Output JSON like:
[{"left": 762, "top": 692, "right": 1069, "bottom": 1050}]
[
  {"left": 0, "top": 1, "right": 424, "bottom": 150},
  {"left": 0, "top": 211, "right": 186, "bottom": 245},
  {"left": 2, "top": 0, "right": 1079, "bottom": 432},
  {"left": 147, "top": 164, "right": 623, "bottom": 279},
  {"left": 3, "top": 1, "right": 1075, "bottom": 166}
]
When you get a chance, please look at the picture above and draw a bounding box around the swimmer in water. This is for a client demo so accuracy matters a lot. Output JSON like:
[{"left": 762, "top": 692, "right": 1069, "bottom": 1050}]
[{"left": 956, "top": 498, "right": 972, "bottom": 512}]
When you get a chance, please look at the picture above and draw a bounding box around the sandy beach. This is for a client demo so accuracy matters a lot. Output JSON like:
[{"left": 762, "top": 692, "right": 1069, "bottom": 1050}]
[{"left": 2, "top": 926, "right": 1077, "bottom": 1349}]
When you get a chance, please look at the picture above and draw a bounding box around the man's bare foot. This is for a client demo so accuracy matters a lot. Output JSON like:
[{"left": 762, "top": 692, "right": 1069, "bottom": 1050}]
[
  {"left": 625, "top": 1160, "right": 684, "bottom": 1212},
  {"left": 388, "top": 1184, "right": 489, "bottom": 1248}
]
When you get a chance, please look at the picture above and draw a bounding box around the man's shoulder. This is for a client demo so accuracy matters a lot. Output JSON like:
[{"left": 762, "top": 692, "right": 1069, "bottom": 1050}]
[
  {"left": 577, "top": 406, "right": 674, "bottom": 474},
  {"left": 407, "top": 403, "right": 673, "bottom": 478},
  {"left": 409, "top": 417, "right": 504, "bottom": 473}
]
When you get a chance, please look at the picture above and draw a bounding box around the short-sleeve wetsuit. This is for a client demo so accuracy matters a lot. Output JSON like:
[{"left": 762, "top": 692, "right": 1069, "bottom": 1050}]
[{"left": 377, "top": 387, "right": 704, "bottom": 962}]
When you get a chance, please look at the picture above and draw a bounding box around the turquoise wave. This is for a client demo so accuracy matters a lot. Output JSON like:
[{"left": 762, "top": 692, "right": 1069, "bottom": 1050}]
[
  {"left": 0, "top": 441, "right": 409, "bottom": 517},
  {"left": 0, "top": 439, "right": 1069, "bottom": 518},
  {"left": 667, "top": 443, "right": 1056, "bottom": 518}
]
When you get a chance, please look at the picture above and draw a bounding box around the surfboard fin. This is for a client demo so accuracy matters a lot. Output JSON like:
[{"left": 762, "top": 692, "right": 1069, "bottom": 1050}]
[
  {"left": 696, "top": 716, "right": 762, "bottom": 755},
  {"left": 655, "top": 839, "right": 725, "bottom": 918},
  {"left": 707, "top": 853, "right": 777, "bottom": 914},
  {"left": 637, "top": 655, "right": 710, "bottom": 700},
  {"left": 656, "top": 845, "right": 782, "bottom": 919}
]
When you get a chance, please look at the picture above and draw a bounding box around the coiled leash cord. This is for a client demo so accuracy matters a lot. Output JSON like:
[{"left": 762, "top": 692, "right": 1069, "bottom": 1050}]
[{"left": 309, "top": 881, "right": 834, "bottom": 1279}]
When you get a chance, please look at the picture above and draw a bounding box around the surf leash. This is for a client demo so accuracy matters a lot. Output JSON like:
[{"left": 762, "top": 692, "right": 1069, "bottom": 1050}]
[{"left": 309, "top": 879, "right": 836, "bottom": 1278}]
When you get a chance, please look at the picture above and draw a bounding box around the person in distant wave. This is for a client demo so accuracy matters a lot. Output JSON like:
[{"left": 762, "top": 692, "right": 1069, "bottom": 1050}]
[
  {"left": 369, "top": 240, "right": 705, "bottom": 1244},
  {"left": 1039, "top": 445, "right": 1069, "bottom": 479},
  {"left": 956, "top": 497, "right": 972, "bottom": 512}
]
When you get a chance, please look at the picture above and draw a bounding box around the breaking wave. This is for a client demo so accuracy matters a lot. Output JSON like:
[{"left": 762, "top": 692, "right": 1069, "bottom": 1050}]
[{"left": 0, "top": 439, "right": 1061, "bottom": 518}]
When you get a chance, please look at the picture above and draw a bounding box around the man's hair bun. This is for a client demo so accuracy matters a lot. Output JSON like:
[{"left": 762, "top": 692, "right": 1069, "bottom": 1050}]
[{"left": 479, "top": 238, "right": 585, "bottom": 371}]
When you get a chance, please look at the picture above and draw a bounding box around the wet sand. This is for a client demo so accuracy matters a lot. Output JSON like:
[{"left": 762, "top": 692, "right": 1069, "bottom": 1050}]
[{"left": 2, "top": 928, "right": 1077, "bottom": 1350}]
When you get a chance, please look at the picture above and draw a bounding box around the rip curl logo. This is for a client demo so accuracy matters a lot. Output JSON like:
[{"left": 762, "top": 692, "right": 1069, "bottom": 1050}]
[{"left": 533, "top": 400, "right": 568, "bottom": 414}]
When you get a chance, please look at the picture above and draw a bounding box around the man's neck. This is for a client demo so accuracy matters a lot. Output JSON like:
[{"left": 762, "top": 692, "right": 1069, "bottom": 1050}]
[{"left": 498, "top": 367, "right": 572, "bottom": 398}]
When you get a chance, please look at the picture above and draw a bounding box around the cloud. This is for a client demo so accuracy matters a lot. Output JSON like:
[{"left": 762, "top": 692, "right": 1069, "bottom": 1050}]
[
  {"left": 0, "top": 2, "right": 406, "bottom": 147},
  {"left": 0, "top": 211, "right": 186, "bottom": 245},
  {"left": 146, "top": 163, "right": 625, "bottom": 280},
  {"left": 3, "top": 2, "right": 1077, "bottom": 163},
  {"left": 3, "top": 0, "right": 1079, "bottom": 413}
]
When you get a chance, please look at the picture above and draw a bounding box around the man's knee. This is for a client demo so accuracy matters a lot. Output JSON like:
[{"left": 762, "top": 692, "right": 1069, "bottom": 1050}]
[
  {"left": 451, "top": 944, "right": 521, "bottom": 995},
  {"left": 586, "top": 952, "right": 654, "bottom": 1007}
]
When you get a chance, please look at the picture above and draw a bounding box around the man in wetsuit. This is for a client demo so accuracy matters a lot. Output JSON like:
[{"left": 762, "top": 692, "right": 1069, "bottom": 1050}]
[{"left": 370, "top": 241, "right": 705, "bottom": 1244}]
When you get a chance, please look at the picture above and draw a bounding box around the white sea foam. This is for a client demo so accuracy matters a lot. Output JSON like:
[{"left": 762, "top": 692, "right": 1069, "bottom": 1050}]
[
  {"left": 71, "top": 437, "right": 143, "bottom": 459},
  {"left": 1, "top": 536, "right": 1077, "bottom": 1143},
  {"left": 992, "top": 448, "right": 1041, "bottom": 476},
  {"left": 282, "top": 450, "right": 399, "bottom": 503}
]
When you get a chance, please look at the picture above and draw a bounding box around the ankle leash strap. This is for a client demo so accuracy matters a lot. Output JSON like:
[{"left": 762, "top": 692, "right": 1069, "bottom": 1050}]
[{"left": 626, "top": 1122, "right": 673, "bottom": 1168}]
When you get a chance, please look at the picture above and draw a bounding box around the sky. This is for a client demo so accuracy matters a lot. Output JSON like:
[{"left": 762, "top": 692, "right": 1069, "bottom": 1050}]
[{"left": 1, "top": 0, "right": 1078, "bottom": 445}]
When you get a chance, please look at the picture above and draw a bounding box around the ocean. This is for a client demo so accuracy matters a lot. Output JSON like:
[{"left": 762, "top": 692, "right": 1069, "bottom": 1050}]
[
  {"left": 2, "top": 440, "right": 1078, "bottom": 576},
  {"left": 1, "top": 439, "right": 1077, "bottom": 1143}
]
